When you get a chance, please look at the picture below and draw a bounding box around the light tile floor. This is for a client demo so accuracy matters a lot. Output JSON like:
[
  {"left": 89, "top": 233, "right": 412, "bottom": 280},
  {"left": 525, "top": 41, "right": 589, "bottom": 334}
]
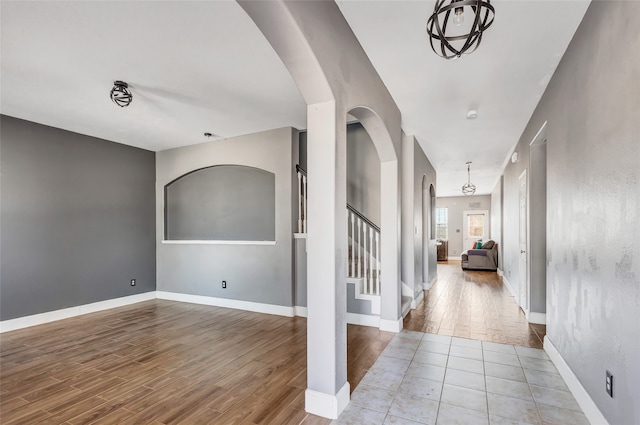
[{"left": 332, "top": 331, "right": 589, "bottom": 425}]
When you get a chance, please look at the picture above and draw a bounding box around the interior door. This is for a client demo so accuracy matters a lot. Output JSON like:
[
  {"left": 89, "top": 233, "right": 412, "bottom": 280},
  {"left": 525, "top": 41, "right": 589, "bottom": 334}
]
[
  {"left": 519, "top": 170, "right": 528, "bottom": 311},
  {"left": 463, "top": 210, "right": 488, "bottom": 251}
]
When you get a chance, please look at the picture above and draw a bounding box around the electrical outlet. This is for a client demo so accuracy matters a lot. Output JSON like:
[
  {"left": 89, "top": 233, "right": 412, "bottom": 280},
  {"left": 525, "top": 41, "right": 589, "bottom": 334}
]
[
  {"left": 130, "top": 279, "right": 136, "bottom": 286},
  {"left": 606, "top": 370, "right": 613, "bottom": 397},
  {"left": 222, "top": 280, "right": 227, "bottom": 289}
]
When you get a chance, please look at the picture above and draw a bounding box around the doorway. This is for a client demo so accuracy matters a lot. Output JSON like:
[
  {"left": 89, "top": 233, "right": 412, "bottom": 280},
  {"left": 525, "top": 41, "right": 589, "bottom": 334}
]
[
  {"left": 462, "top": 210, "right": 488, "bottom": 251},
  {"left": 518, "top": 170, "right": 529, "bottom": 312}
]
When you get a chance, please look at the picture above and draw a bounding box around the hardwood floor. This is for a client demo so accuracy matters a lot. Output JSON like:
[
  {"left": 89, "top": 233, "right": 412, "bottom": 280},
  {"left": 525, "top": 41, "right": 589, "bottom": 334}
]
[
  {"left": 404, "top": 261, "right": 546, "bottom": 348},
  {"left": 1, "top": 264, "right": 544, "bottom": 424},
  {"left": 0, "top": 300, "right": 392, "bottom": 425}
]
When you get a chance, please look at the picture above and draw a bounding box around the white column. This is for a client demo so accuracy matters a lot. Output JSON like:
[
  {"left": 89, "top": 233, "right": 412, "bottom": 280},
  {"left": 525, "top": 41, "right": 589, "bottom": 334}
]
[
  {"left": 379, "top": 159, "right": 402, "bottom": 332},
  {"left": 305, "top": 101, "right": 349, "bottom": 418}
]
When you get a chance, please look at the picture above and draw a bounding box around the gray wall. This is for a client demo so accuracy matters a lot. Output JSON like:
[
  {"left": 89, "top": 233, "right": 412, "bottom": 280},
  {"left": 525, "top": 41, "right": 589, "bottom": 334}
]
[
  {"left": 0, "top": 115, "right": 156, "bottom": 321},
  {"left": 347, "top": 123, "right": 381, "bottom": 226},
  {"left": 294, "top": 238, "right": 307, "bottom": 307},
  {"left": 415, "top": 141, "right": 438, "bottom": 288},
  {"left": 501, "top": 2, "right": 640, "bottom": 423},
  {"left": 435, "top": 195, "right": 492, "bottom": 257},
  {"left": 156, "top": 127, "right": 297, "bottom": 307},
  {"left": 165, "top": 165, "right": 276, "bottom": 241},
  {"left": 401, "top": 134, "right": 437, "bottom": 299}
]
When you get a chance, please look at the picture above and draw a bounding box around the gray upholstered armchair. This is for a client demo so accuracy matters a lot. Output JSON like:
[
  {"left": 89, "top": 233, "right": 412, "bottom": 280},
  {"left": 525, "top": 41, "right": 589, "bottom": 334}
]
[{"left": 461, "top": 240, "right": 498, "bottom": 271}]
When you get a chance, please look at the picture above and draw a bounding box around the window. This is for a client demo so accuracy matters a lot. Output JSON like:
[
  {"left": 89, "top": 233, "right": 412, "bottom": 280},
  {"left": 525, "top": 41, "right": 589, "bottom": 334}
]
[
  {"left": 467, "top": 213, "right": 485, "bottom": 238},
  {"left": 436, "top": 207, "right": 448, "bottom": 240}
]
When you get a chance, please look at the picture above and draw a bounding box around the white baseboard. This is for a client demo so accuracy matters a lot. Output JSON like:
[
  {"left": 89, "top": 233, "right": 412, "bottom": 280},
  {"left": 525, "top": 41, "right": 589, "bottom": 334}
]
[
  {"left": 502, "top": 275, "right": 517, "bottom": 298},
  {"left": 157, "top": 291, "right": 294, "bottom": 317},
  {"left": 294, "top": 306, "right": 308, "bottom": 317},
  {"left": 0, "top": 292, "right": 156, "bottom": 333},
  {"left": 448, "top": 256, "right": 462, "bottom": 260},
  {"left": 379, "top": 317, "right": 403, "bottom": 333},
  {"left": 411, "top": 290, "right": 424, "bottom": 309},
  {"left": 305, "top": 381, "right": 350, "bottom": 419},
  {"left": 526, "top": 311, "right": 546, "bottom": 325},
  {"left": 544, "top": 336, "right": 609, "bottom": 425},
  {"left": 497, "top": 268, "right": 504, "bottom": 277},
  {"left": 347, "top": 312, "right": 380, "bottom": 328}
]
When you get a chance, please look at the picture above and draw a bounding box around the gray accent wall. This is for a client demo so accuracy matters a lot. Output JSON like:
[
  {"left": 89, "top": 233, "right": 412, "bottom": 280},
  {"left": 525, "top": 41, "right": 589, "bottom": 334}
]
[
  {"left": 401, "top": 134, "right": 437, "bottom": 299},
  {"left": 156, "top": 127, "right": 297, "bottom": 307},
  {"left": 0, "top": 115, "right": 156, "bottom": 321},
  {"left": 501, "top": 2, "right": 639, "bottom": 423},
  {"left": 436, "top": 195, "right": 492, "bottom": 257}
]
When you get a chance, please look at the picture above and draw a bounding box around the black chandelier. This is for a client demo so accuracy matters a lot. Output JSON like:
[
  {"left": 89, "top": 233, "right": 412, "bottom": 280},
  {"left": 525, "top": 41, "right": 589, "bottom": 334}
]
[
  {"left": 110, "top": 81, "right": 133, "bottom": 107},
  {"left": 462, "top": 161, "right": 477, "bottom": 195},
  {"left": 426, "top": 0, "right": 495, "bottom": 59}
]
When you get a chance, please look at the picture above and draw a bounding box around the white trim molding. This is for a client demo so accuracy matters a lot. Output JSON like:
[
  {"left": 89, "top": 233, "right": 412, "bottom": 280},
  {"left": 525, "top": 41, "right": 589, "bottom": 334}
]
[
  {"left": 544, "top": 336, "right": 610, "bottom": 425},
  {"left": 293, "top": 233, "right": 307, "bottom": 239},
  {"left": 347, "top": 312, "right": 380, "bottom": 328},
  {"left": 157, "top": 291, "right": 294, "bottom": 317},
  {"left": 411, "top": 290, "right": 425, "bottom": 309},
  {"left": 448, "top": 255, "right": 462, "bottom": 261},
  {"left": 502, "top": 275, "right": 517, "bottom": 299},
  {"left": 161, "top": 240, "right": 276, "bottom": 245},
  {"left": 0, "top": 292, "right": 156, "bottom": 333},
  {"left": 379, "top": 317, "right": 403, "bottom": 333},
  {"left": 294, "top": 306, "right": 308, "bottom": 317},
  {"left": 497, "top": 268, "right": 504, "bottom": 277},
  {"left": 305, "top": 382, "right": 350, "bottom": 419},
  {"left": 526, "top": 311, "right": 546, "bottom": 325}
]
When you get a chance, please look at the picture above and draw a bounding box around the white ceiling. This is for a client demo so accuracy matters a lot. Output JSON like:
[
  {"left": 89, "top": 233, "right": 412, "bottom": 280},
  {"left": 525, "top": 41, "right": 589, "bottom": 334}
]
[{"left": 1, "top": 1, "right": 590, "bottom": 197}]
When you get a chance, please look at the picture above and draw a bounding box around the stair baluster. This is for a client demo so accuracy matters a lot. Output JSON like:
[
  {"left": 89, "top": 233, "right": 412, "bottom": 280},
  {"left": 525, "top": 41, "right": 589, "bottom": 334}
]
[
  {"left": 375, "top": 232, "right": 380, "bottom": 295},
  {"left": 297, "top": 171, "right": 303, "bottom": 233}
]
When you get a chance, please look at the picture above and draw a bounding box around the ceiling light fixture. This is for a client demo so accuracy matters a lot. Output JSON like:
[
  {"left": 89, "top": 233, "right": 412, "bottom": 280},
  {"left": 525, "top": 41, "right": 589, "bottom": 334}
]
[
  {"left": 466, "top": 109, "right": 478, "bottom": 119},
  {"left": 426, "top": 0, "right": 495, "bottom": 60},
  {"left": 462, "top": 161, "right": 477, "bottom": 195},
  {"left": 110, "top": 81, "right": 132, "bottom": 107}
]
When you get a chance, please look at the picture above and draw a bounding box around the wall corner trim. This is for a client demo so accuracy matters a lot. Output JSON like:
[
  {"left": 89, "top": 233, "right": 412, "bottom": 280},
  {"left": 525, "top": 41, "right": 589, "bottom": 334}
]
[
  {"left": 156, "top": 291, "right": 294, "bottom": 317},
  {"left": 379, "top": 317, "right": 403, "bottom": 333},
  {"left": 305, "top": 382, "right": 350, "bottom": 419},
  {"left": 544, "top": 336, "right": 610, "bottom": 425},
  {"left": 0, "top": 292, "right": 156, "bottom": 333},
  {"left": 294, "top": 306, "right": 308, "bottom": 317}
]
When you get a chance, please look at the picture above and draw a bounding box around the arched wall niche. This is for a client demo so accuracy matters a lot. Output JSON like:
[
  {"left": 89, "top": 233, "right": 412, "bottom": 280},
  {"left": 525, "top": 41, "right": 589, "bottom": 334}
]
[{"left": 164, "top": 164, "right": 275, "bottom": 241}]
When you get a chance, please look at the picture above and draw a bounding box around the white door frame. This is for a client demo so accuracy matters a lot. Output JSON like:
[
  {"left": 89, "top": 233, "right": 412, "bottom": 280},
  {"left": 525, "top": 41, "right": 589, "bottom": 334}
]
[
  {"left": 462, "top": 210, "right": 489, "bottom": 251},
  {"left": 518, "top": 170, "right": 529, "bottom": 313}
]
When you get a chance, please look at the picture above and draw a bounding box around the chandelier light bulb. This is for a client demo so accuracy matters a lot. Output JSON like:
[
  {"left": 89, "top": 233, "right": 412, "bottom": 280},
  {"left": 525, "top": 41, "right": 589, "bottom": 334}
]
[{"left": 453, "top": 7, "right": 464, "bottom": 26}]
